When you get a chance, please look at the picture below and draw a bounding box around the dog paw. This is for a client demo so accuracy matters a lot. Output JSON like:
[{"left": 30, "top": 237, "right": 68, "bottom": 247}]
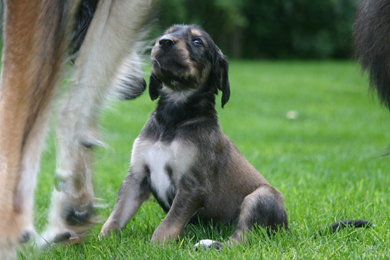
[
  {"left": 116, "top": 76, "right": 146, "bottom": 100},
  {"left": 19, "top": 228, "right": 36, "bottom": 244},
  {"left": 37, "top": 200, "right": 96, "bottom": 248},
  {"left": 0, "top": 218, "right": 35, "bottom": 258},
  {"left": 99, "top": 221, "right": 121, "bottom": 239},
  {"left": 36, "top": 229, "right": 84, "bottom": 249},
  {"left": 194, "top": 239, "right": 223, "bottom": 250},
  {"left": 62, "top": 202, "right": 95, "bottom": 226},
  {"left": 52, "top": 232, "right": 72, "bottom": 243},
  {"left": 53, "top": 232, "right": 83, "bottom": 245},
  {"left": 112, "top": 51, "right": 146, "bottom": 100}
]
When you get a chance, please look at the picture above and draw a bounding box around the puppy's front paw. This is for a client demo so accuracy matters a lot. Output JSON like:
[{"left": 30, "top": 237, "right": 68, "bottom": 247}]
[
  {"left": 194, "top": 239, "right": 223, "bottom": 250},
  {"left": 99, "top": 221, "right": 121, "bottom": 239}
]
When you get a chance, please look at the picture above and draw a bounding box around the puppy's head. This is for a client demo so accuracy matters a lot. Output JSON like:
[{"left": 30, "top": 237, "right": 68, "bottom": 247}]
[{"left": 149, "top": 25, "right": 230, "bottom": 107}]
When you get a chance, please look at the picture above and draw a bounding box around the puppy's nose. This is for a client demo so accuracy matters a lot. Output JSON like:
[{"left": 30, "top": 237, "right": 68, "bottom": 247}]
[{"left": 159, "top": 37, "right": 175, "bottom": 50}]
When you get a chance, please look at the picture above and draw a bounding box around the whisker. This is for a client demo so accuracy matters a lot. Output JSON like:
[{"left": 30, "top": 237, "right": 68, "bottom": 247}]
[{"left": 153, "top": 58, "right": 161, "bottom": 68}]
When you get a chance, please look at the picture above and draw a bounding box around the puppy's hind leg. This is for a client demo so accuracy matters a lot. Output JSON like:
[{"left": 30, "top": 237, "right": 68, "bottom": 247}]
[
  {"left": 38, "top": 0, "right": 159, "bottom": 247},
  {"left": 230, "top": 185, "right": 288, "bottom": 243},
  {"left": 195, "top": 184, "right": 288, "bottom": 250}
]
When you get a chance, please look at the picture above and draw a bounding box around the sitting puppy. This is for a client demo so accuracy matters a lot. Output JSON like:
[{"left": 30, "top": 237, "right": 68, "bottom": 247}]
[{"left": 100, "top": 24, "right": 288, "bottom": 248}]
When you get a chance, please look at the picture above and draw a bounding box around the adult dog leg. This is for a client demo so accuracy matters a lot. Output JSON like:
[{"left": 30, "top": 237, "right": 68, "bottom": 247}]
[
  {"left": 196, "top": 185, "right": 288, "bottom": 249},
  {"left": 100, "top": 169, "right": 150, "bottom": 237},
  {"left": 39, "top": 0, "right": 158, "bottom": 247},
  {"left": 0, "top": 0, "right": 75, "bottom": 257}
]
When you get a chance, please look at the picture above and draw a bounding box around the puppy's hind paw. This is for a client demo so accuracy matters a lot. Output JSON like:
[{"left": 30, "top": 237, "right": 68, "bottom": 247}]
[{"left": 194, "top": 239, "right": 223, "bottom": 250}]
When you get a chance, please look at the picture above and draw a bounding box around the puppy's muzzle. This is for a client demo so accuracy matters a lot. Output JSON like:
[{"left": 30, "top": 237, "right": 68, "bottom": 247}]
[{"left": 159, "top": 37, "right": 175, "bottom": 50}]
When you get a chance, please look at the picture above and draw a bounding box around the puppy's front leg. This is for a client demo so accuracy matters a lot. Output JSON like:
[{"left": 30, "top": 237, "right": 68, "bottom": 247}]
[
  {"left": 152, "top": 189, "right": 201, "bottom": 245},
  {"left": 100, "top": 169, "right": 151, "bottom": 238}
]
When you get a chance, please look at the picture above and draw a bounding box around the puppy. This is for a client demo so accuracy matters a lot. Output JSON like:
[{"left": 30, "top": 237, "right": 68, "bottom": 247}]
[{"left": 101, "top": 24, "right": 288, "bottom": 248}]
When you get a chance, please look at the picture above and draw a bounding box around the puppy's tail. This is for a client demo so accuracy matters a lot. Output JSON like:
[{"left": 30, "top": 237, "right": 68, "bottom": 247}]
[
  {"left": 354, "top": 0, "right": 390, "bottom": 110},
  {"left": 317, "top": 219, "right": 373, "bottom": 236}
]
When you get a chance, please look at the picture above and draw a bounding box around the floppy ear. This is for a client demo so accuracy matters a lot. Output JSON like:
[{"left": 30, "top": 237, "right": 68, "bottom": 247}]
[
  {"left": 218, "top": 57, "right": 230, "bottom": 108},
  {"left": 149, "top": 73, "right": 162, "bottom": 101},
  {"left": 211, "top": 49, "right": 230, "bottom": 108}
]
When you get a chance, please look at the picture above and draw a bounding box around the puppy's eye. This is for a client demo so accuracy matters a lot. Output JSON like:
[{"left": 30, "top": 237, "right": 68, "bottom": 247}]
[{"left": 192, "top": 38, "right": 203, "bottom": 46}]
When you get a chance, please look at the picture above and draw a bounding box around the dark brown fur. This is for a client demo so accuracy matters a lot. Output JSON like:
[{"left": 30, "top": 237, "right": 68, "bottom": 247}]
[{"left": 354, "top": 0, "right": 390, "bottom": 109}]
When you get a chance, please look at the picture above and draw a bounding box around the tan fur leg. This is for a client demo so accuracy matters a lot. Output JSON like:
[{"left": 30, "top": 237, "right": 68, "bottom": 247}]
[
  {"left": 39, "top": 0, "right": 159, "bottom": 247},
  {"left": 0, "top": 0, "right": 76, "bottom": 257}
]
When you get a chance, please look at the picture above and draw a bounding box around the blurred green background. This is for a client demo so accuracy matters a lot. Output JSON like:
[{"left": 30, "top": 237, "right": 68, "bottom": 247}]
[
  {"left": 0, "top": 0, "right": 360, "bottom": 60},
  {"left": 154, "top": 0, "right": 359, "bottom": 59}
]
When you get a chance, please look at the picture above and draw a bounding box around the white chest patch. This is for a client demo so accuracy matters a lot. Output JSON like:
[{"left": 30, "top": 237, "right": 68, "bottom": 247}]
[{"left": 130, "top": 138, "right": 197, "bottom": 209}]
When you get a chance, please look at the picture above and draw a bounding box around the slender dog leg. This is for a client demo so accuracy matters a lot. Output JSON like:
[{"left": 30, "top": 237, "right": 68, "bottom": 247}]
[
  {"left": 100, "top": 169, "right": 151, "bottom": 237},
  {"left": 196, "top": 185, "right": 288, "bottom": 249},
  {"left": 39, "top": 0, "right": 158, "bottom": 247},
  {"left": 0, "top": 0, "right": 78, "bottom": 257}
]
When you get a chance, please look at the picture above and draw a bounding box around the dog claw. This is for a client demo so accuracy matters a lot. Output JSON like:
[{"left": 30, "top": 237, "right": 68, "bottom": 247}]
[
  {"left": 53, "top": 232, "right": 72, "bottom": 243},
  {"left": 37, "top": 229, "right": 85, "bottom": 249},
  {"left": 51, "top": 231, "right": 83, "bottom": 245},
  {"left": 61, "top": 201, "right": 95, "bottom": 226},
  {"left": 19, "top": 231, "right": 31, "bottom": 244},
  {"left": 194, "top": 239, "right": 223, "bottom": 250}
]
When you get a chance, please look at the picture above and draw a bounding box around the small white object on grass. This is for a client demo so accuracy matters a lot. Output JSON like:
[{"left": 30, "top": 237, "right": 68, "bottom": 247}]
[
  {"left": 194, "top": 239, "right": 218, "bottom": 249},
  {"left": 286, "top": 110, "right": 299, "bottom": 120}
]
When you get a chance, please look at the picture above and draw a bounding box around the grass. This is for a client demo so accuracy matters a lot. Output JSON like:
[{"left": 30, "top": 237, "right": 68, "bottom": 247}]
[{"left": 22, "top": 61, "right": 390, "bottom": 259}]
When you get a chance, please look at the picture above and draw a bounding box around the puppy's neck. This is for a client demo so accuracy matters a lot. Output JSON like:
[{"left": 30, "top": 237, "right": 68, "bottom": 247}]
[
  {"left": 161, "top": 87, "right": 195, "bottom": 104},
  {"left": 155, "top": 86, "right": 218, "bottom": 127}
]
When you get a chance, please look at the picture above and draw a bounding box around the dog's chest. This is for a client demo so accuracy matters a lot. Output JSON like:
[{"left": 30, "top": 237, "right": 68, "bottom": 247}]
[{"left": 131, "top": 138, "right": 197, "bottom": 210}]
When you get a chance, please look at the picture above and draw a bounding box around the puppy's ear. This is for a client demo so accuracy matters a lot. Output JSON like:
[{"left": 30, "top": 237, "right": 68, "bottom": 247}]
[
  {"left": 149, "top": 73, "right": 162, "bottom": 101},
  {"left": 218, "top": 57, "right": 230, "bottom": 108},
  {"left": 211, "top": 49, "right": 230, "bottom": 108}
]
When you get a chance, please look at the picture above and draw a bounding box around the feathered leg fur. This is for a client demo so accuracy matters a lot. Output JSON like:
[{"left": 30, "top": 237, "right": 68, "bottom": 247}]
[
  {"left": 0, "top": 0, "right": 80, "bottom": 257},
  {"left": 39, "top": 0, "right": 158, "bottom": 247},
  {"left": 354, "top": 0, "right": 390, "bottom": 109}
]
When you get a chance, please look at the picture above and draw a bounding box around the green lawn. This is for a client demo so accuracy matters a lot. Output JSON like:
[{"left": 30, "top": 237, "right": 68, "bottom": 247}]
[{"left": 24, "top": 61, "right": 390, "bottom": 259}]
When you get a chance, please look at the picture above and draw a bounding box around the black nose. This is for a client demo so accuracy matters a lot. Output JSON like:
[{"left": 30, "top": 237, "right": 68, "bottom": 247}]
[{"left": 159, "top": 37, "right": 175, "bottom": 50}]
